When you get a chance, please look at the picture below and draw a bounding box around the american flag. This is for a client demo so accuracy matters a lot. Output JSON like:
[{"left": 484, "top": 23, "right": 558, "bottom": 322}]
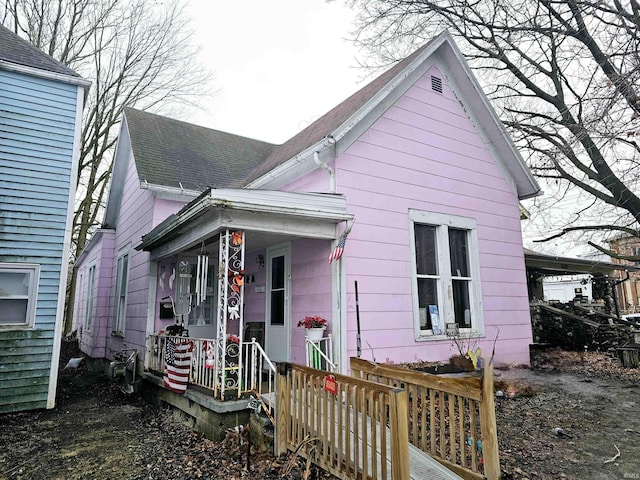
[
  {"left": 163, "top": 339, "right": 193, "bottom": 394},
  {"left": 328, "top": 231, "right": 348, "bottom": 264}
]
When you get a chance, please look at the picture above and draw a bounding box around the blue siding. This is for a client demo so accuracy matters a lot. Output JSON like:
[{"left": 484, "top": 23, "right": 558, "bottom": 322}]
[{"left": 0, "top": 69, "right": 78, "bottom": 413}]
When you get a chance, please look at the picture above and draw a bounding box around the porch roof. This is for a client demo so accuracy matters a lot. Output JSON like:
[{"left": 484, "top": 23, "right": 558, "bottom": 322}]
[
  {"left": 136, "top": 188, "right": 353, "bottom": 259},
  {"left": 524, "top": 248, "right": 640, "bottom": 277}
]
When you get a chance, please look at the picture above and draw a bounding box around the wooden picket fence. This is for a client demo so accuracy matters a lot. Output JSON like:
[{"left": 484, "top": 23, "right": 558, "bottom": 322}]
[
  {"left": 351, "top": 357, "right": 500, "bottom": 480},
  {"left": 275, "top": 363, "right": 410, "bottom": 480}
]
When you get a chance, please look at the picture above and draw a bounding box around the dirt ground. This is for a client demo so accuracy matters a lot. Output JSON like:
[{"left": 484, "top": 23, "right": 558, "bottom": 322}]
[{"left": 1, "top": 342, "right": 639, "bottom": 479}]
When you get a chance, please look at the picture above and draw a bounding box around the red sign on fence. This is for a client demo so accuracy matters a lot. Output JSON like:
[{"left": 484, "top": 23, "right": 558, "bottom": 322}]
[{"left": 323, "top": 374, "right": 338, "bottom": 395}]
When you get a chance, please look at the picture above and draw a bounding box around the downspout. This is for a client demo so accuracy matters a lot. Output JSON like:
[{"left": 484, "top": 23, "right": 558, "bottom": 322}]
[{"left": 313, "top": 150, "right": 336, "bottom": 193}]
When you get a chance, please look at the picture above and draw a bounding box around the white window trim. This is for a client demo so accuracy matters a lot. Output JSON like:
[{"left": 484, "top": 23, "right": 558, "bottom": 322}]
[
  {"left": 0, "top": 263, "right": 40, "bottom": 330},
  {"left": 408, "top": 210, "right": 484, "bottom": 341},
  {"left": 113, "top": 246, "right": 130, "bottom": 336},
  {"left": 84, "top": 263, "right": 96, "bottom": 331}
]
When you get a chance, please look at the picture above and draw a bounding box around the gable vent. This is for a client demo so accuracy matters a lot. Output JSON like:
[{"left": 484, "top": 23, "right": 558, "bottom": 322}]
[{"left": 431, "top": 75, "right": 443, "bottom": 93}]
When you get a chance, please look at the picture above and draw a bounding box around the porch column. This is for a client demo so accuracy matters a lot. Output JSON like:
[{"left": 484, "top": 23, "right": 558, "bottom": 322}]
[{"left": 214, "top": 229, "right": 245, "bottom": 400}]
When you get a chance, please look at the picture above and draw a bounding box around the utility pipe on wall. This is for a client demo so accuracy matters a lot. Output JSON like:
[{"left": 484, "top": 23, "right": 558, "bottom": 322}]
[{"left": 313, "top": 151, "right": 336, "bottom": 193}]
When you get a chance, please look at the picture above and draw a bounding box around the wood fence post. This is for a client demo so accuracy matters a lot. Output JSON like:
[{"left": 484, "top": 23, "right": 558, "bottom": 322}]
[
  {"left": 389, "top": 388, "right": 410, "bottom": 479},
  {"left": 480, "top": 363, "right": 500, "bottom": 479},
  {"left": 275, "top": 362, "right": 291, "bottom": 456}
]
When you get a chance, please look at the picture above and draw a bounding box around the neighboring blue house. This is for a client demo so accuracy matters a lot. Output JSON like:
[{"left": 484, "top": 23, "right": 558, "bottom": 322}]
[{"left": 0, "top": 25, "right": 89, "bottom": 413}]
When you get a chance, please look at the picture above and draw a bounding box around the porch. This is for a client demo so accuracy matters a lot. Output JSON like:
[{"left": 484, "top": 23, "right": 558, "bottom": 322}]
[{"left": 136, "top": 189, "right": 352, "bottom": 396}]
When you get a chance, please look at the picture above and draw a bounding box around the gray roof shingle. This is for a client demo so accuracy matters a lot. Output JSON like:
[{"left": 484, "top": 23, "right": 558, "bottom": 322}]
[
  {"left": 122, "top": 42, "right": 432, "bottom": 192},
  {"left": 0, "top": 24, "right": 79, "bottom": 77},
  {"left": 124, "top": 108, "right": 277, "bottom": 191}
]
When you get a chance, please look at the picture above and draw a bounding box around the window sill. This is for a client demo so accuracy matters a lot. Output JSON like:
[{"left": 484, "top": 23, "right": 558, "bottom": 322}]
[
  {"left": 111, "top": 331, "right": 125, "bottom": 338},
  {"left": 0, "top": 324, "right": 33, "bottom": 331},
  {"left": 415, "top": 331, "right": 484, "bottom": 342}
]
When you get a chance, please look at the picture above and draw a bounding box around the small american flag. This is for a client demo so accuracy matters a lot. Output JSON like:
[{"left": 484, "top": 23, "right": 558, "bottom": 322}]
[
  {"left": 328, "top": 231, "right": 348, "bottom": 264},
  {"left": 163, "top": 339, "right": 193, "bottom": 394}
]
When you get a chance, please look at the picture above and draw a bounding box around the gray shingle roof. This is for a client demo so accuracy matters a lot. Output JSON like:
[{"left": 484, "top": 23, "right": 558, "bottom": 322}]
[
  {"left": 0, "top": 24, "right": 79, "bottom": 77},
  {"left": 122, "top": 42, "right": 432, "bottom": 191},
  {"left": 124, "top": 108, "right": 277, "bottom": 191}
]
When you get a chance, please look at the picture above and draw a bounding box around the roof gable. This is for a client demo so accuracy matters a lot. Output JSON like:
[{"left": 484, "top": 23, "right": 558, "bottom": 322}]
[
  {"left": 124, "top": 108, "right": 276, "bottom": 191},
  {"left": 242, "top": 31, "right": 540, "bottom": 200},
  {"left": 241, "top": 43, "right": 430, "bottom": 185},
  {"left": 0, "top": 25, "right": 80, "bottom": 77}
]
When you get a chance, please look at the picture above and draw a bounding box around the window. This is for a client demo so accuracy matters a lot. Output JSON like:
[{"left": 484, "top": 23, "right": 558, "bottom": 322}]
[
  {"left": 270, "top": 255, "right": 285, "bottom": 326},
  {"left": 113, "top": 249, "right": 129, "bottom": 335},
  {"left": 0, "top": 263, "right": 39, "bottom": 328},
  {"left": 85, "top": 265, "right": 96, "bottom": 330},
  {"left": 409, "top": 210, "right": 483, "bottom": 338}
]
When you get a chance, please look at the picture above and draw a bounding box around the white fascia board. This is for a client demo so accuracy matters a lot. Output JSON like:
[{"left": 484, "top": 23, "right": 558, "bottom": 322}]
[
  {"left": 142, "top": 183, "right": 201, "bottom": 201},
  {"left": 0, "top": 60, "right": 91, "bottom": 88},
  {"left": 48, "top": 84, "right": 85, "bottom": 408},
  {"left": 103, "top": 117, "right": 131, "bottom": 228},
  {"left": 148, "top": 208, "right": 340, "bottom": 261},
  {"left": 207, "top": 189, "right": 350, "bottom": 219},
  {"left": 245, "top": 140, "right": 335, "bottom": 190},
  {"left": 140, "top": 189, "right": 352, "bottom": 255}
]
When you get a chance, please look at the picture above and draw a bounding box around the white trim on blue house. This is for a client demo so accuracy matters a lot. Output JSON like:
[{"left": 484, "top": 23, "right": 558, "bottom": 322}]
[
  {"left": 48, "top": 84, "right": 85, "bottom": 408},
  {"left": 0, "top": 59, "right": 91, "bottom": 88}
]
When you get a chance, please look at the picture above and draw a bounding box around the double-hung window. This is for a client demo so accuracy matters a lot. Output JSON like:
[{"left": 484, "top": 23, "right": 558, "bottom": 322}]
[
  {"left": 409, "top": 210, "right": 483, "bottom": 338},
  {"left": 113, "top": 248, "right": 129, "bottom": 336},
  {"left": 0, "top": 263, "right": 39, "bottom": 328},
  {"left": 85, "top": 265, "right": 96, "bottom": 330}
]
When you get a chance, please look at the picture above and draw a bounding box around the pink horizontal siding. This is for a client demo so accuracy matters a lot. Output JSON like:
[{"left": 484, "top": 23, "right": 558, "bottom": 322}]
[
  {"left": 153, "top": 197, "right": 186, "bottom": 227},
  {"left": 75, "top": 230, "right": 114, "bottom": 359},
  {"left": 106, "top": 152, "right": 155, "bottom": 359},
  {"left": 290, "top": 238, "right": 332, "bottom": 365},
  {"left": 337, "top": 65, "right": 531, "bottom": 366}
]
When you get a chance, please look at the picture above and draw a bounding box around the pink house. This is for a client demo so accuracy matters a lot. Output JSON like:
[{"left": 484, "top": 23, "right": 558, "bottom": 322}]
[{"left": 73, "top": 31, "right": 540, "bottom": 397}]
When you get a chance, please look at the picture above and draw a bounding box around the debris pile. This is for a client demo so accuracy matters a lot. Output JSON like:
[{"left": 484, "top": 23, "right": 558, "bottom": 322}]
[{"left": 530, "top": 303, "right": 635, "bottom": 352}]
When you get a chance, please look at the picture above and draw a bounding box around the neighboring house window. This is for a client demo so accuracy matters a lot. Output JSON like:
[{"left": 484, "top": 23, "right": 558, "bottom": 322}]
[
  {"left": 85, "top": 265, "right": 96, "bottom": 330},
  {"left": 113, "top": 249, "right": 130, "bottom": 335},
  {"left": 409, "top": 210, "right": 483, "bottom": 338},
  {"left": 0, "top": 263, "right": 39, "bottom": 328}
]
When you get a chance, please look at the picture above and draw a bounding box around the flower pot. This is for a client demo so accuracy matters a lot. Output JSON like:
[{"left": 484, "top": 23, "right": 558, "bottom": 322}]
[
  {"left": 449, "top": 354, "right": 475, "bottom": 371},
  {"left": 305, "top": 327, "right": 325, "bottom": 342}
]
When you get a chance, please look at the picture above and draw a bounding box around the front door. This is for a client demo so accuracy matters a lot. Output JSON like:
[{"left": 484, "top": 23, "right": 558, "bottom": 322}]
[{"left": 265, "top": 244, "right": 290, "bottom": 363}]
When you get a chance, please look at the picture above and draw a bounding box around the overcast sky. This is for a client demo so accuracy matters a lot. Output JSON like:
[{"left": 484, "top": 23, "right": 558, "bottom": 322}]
[{"left": 185, "top": 0, "right": 366, "bottom": 144}]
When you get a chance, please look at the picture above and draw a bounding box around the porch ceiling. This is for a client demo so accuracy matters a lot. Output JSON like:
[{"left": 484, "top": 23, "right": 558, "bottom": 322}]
[{"left": 136, "top": 188, "right": 353, "bottom": 260}]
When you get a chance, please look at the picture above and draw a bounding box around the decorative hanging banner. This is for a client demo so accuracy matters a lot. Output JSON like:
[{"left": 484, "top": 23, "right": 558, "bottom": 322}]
[
  {"left": 204, "top": 340, "right": 215, "bottom": 369},
  {"left": 323, "top": 374, "right": 338, "bottom": 395}
]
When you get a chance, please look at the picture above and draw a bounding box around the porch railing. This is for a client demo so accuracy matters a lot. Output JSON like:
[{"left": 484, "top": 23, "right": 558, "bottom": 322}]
[
  {"left": 276, "top": 362, "right": 410, "bottom": 480},
  {"left": 146, "top": 334, "right": 276, "bottom": 412},
  {"left": 305, "top": 333, "right": 336, "bottom": 372},
  {"left": 350, "top": 357, "right": 500, "bottom": 480},
  {"left": 242, "top": 338, "right": 277, "bottom": 422}
]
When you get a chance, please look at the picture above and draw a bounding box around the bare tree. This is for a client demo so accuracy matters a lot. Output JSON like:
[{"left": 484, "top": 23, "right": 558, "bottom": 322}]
[
  {"left": 345, "top": 0, "right": 640, "bottom": 259},
  {"left": 2, "top": 0, "right": 211, "bottom": 331}
]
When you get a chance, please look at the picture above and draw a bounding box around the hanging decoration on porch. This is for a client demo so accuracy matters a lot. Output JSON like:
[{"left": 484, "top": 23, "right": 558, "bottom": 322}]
[
  {"left": 195, "top": 242, "right": 209, "bottom": 306},
  {"left": 163, "top": 338, "right": 194, "bottom": 394},
  {"left": 204, "top": 340, "right": 215, "bottom": 370},
  {"left": 214, "top": 230, "right": 245, "bottom": 401}
]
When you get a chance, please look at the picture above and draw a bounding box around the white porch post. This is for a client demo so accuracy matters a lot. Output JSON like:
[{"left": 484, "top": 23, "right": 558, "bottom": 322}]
[{"left": 214, "top": 229, "right": 245, "bottom": 400}]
